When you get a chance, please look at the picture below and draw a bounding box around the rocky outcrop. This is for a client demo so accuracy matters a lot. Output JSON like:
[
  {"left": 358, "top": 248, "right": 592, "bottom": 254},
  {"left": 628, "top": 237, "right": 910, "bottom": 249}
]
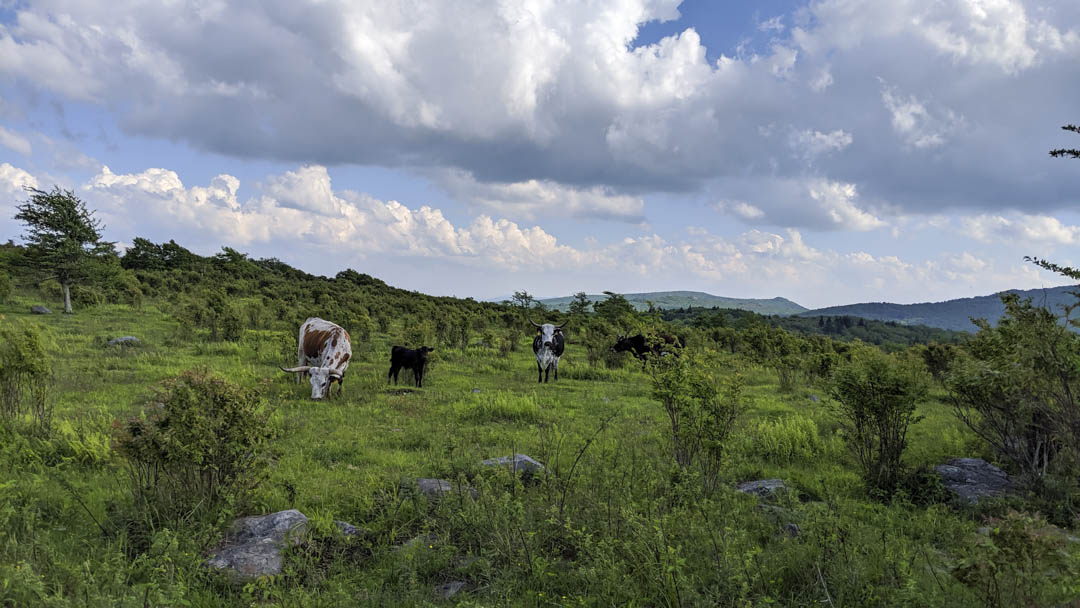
[
  {"left": 934, "top": 458, "right": 1013, "bottom": 504},
  {"left": 30, "top": 305, "right": 51, "bottom": 314},
  {"left": 106, "top": 336, "right": 139, "bottom": 346},
  {"left": 736, "top": 479, "right": 788, "bottom": 499},
  {"left": 480, "top": 454, "right": 546, "bottom": 479},
  {"left": 206, "top": 510, "right": 308, "bottom": 579}
]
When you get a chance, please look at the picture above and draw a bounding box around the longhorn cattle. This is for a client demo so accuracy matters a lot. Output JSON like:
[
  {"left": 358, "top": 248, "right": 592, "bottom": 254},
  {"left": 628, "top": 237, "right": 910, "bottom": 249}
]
[
  {"left": 612, "top": 333, "right": 684, "bottom": 365},
  {"left": 280, "top": 317, "right": 352, "bottom": 399},
  {"left": 531, "top": 319, "right": 566, "bottom": 383},
  {"left": 389, "top": 345, "right": 434, "bottom": 388}
]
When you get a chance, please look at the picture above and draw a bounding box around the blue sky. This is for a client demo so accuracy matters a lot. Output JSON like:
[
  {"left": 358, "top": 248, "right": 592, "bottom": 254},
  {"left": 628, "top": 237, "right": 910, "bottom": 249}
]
[{"left": 1, "top": 0, "right": 1079, "bottom": 308}]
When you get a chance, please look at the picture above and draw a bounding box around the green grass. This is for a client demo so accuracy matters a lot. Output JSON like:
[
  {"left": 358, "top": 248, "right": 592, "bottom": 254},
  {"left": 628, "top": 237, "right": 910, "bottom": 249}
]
[{"left": 1, "top": 295, "right": 1077, "bottom": 607}]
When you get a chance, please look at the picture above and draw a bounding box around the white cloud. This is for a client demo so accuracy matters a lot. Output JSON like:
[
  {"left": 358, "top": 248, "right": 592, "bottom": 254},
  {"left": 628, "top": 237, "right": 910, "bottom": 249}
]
[
  {"left": 879, "top": 81, "right": 963, "bottom": 149},
  {"left": 714, "top": 199, "right": 765, "bottom": 220},
  {"left": 0, "top": 126, "right": 31, "bottom": 156},
  {"left": 0, "top": 162, "right": 38, "bottom": 193},
  {"left": 808, "top": 180, "right": 885, "bottom": 231},
  {"left": 758, "top": 16, "right": 785, "bottom": 33},
  {"left": 788, "top": 128, "right": 853, "bottom": 161},
  {"left": 436, "top": 169, "right": 645, "bottom": 222},
  {"left": 963, "top": 212, "right": 1080, "bottom": 244}
]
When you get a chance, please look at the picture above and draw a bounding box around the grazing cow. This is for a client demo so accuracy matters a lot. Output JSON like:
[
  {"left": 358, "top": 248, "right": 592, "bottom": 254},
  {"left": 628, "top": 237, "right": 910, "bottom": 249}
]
[
  {"left": 280, "top": 317, "right": 352, "bottom": 399},
  {"left": 531, "top": 319, "right": 566, "bottom": 383},
  {"left": 389, "top": 345, "right": 434, "bottom": 388},
  {"left": 612, "top": 333, "right": 684, "bottom": 365}
]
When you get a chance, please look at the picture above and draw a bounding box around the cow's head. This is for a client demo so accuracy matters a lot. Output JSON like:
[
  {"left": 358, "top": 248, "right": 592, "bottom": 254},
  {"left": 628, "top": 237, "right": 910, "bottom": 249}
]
[
  {"left": 611, "top": 334, "right": 631, "bottom": 353},
  {"left": 530, "top": 319, "right": 566, "bottom": 350},
  {"left": 280, "top": 366, "right": 342, "bottom": 399}
]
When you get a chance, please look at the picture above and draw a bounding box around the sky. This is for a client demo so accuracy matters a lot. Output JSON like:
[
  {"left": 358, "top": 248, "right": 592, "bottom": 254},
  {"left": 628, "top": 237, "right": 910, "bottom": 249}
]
[{"left": 1, "top": 0, "right": 1079, "bottom": 309}]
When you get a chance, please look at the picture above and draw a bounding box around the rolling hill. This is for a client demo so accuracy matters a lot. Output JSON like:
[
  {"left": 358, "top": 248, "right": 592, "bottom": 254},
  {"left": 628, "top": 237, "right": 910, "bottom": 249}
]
[
  {"left": 538, "top": 290, "right": 808, "bottom": 315},
  {"left": 800, "top": 285, "right": 1080, "bottom": 332}
]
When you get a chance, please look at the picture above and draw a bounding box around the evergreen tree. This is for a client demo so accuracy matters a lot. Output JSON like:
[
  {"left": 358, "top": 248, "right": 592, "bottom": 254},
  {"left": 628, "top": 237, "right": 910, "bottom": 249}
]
[
  {"left": 1049, "top": 124, "right": 1080, "bottom": 160},
  {"left": 14, "top": 186, "right": 114, "bottom": 313}
]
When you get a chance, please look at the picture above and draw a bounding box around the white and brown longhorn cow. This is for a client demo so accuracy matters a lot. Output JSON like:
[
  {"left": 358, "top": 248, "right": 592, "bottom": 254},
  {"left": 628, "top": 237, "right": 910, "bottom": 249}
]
[{"left": 280, "top": 317, "right": 352, "bottom": 399}]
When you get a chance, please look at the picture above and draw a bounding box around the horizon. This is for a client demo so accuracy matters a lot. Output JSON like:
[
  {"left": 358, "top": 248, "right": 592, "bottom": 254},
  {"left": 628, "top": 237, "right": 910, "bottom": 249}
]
[{"left": 2, "top": 1, "right": 1080, "bottom": 309}]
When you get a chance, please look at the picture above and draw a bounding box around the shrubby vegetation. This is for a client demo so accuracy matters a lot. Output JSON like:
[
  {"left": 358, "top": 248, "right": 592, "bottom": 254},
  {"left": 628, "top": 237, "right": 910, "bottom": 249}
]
[{"left": 0, "top": 234, "right": 1078, "bottom": 606}]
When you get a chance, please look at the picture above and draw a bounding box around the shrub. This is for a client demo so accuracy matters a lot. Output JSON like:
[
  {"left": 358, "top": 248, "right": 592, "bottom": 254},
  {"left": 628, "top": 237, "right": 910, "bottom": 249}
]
[
  {"left": 947, "top": 293, "right": 1080, "bottom": 494},
  {"left": 831, "top": 346, "right": 928, "bottom": 497},
  {"left": 0, "top": 270, "right": 11, "bottom": 303},
  {"left": 220, "top": 307, "right": 244, "bottom": 342},
  {"left": 113, "top": 368, "right": 272, "bottom": 528},
  {"left": 0, "top": 325, "right": 52, "bottom": 433},
  {"left": 650, "top": 353, "right": 745, "bottom": 493}
]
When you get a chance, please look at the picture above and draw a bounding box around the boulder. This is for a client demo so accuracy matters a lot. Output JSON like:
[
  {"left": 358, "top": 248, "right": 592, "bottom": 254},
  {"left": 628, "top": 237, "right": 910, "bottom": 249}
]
[
  {"left": 334, "top": 520, "right": 363, "bottom": 537},
  {"left": 412, "top": 478, "right": 476, "bottom": 500},
  {"left": 107, "top": 336, "right": 139, "bottom": 347},
  {"left": 206, "top": 510, "right": 308, "bottom": 579},
  {"left": 435, "top": 581, "right": 466, "bottom": 600},
  {"left": 30, "top": 305, "right": 51, "bottom": 315},
  {"left": 480, "top": 454, "right": 546, "bottom": 479},
  {"left": 737, "top": 479, "right": 788, "bottom": 499},
  {"left": 934, "top": 458, "right": 1013, "bottom": 504}
]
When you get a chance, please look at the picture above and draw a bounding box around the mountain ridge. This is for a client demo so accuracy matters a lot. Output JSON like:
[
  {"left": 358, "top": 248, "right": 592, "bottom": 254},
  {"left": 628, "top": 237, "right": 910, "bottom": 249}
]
[{"left": 537, "top": 290, "right": 808, "bottom": 316}]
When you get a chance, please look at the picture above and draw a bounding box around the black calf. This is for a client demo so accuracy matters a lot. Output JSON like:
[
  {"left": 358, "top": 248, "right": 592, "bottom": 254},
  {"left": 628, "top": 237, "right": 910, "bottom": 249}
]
[{"left": 388, "top": 345, "right": 434, "bottom": 388}]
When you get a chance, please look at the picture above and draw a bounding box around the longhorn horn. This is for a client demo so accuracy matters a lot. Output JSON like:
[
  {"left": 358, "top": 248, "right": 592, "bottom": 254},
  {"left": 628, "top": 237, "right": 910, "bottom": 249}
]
[
  {"left": 529, "top": 318, "right": 542, "bottom": 328},
  {"left": 280, "top": 365, "right": 312, "bottom": 373},
  {"left": 555, "top": 319, "right": 568, "bottom": 329}
]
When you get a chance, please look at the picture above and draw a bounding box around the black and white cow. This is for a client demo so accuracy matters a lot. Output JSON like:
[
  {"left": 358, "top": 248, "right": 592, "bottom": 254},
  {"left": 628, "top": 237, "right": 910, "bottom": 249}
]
[
  {"left": 530, "top": 319, "right": 566, "bottom": 383},
  {"left": 389, "top": 345, "right": 434, "bottom": 388}
]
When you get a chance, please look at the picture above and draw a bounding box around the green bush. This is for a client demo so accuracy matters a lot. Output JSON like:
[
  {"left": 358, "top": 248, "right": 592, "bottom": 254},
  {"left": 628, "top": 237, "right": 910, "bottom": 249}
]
[
  {"left": 650, "top": 353, "right": 745, "bottom": 493},
  {"left": 114, "top": 368, "right": 272, "bottom": 529},
  {"left": 0, "top": 270, "right": 11, "bottom": 303},
  {"left": 0, "top": 325, "right": 52, "bottom": 432},
  {"left": 831, "top": 346, "right": 928, "bottom": 497}
]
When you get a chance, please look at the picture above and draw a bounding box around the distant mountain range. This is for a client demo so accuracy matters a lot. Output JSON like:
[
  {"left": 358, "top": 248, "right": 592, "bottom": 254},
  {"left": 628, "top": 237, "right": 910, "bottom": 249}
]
[
  {"left": 537, "top": 291, "right": 808, "bottom": 316},
  {"left": 800, "top": 285, "right": 1080, "bottom": 332}
]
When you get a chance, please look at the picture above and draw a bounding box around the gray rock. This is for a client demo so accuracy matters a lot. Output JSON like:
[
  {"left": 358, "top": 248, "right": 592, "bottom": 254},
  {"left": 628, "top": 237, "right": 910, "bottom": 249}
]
[
  {"left": 737, "top": 479, "right": 789, "bottom": 499},
  {"left": 206, "top": 509, "right": 308, "bottom": 579},
  {"left": 334, "top": 520, "right": 362, "bottom": 537},
  {"left": 396, "top": 533, "right": 438, "bottom": 551},
  {"left": 435, "top": 581, "right": 466, "bottom": 600},
  {"left": 472, "top": 388, "right": 481, "bottom": 393},
  {"left": 480, "top": 454, "right": 546, "bottom": 479},
  {"left": 30, "top": 305, "right": 51, "bottom": 315},
  {"left": 809, "top": 394, "right": 820, "bottom": 402},
  {"left": 780, "top": 523, "right": 801, "bottom": 538},
  {"left": 106, "top": 336, "right": 139, "bottom": 346},
  {"left": 413, "top": 478, "right": 476, "bottom": 500},
  {"left": 934, "top": 458, "right": 1013, "bottom": 504}
]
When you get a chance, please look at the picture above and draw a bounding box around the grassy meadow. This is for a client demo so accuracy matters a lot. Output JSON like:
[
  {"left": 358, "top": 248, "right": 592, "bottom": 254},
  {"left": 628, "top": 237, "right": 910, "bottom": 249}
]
[{"left": 1, "top": 283, "right": 1079, "bottom": 607}]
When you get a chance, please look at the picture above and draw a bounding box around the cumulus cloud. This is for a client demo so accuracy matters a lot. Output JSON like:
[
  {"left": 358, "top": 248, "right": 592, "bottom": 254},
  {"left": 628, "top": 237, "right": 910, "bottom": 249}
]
[
  {"left": 2, "top": 0, "right": 1076, "bottom": 226},
  {"left": 436, "top": 169, "right": 645, "bottom": 222},
  {"left": 788, "top": 128, "right": 853, "bottom": 162},
  {"left": 0, "top": 126, "right": 32, "bottom": 156},
  {"left": 0, "top": 162, "right": 38, "bottom": 193},
  {"left": 963, "top": 212, "right": 1080, "bottom": 244}
]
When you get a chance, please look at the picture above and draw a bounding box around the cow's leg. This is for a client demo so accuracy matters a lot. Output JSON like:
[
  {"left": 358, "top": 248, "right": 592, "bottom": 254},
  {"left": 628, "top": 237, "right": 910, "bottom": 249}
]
[
  {"left": 554, "top": 359, "right": 559, "bottom": 381},
  {"left": 389, "top": 365, "right": 399, "bottom": 385},
  {"left": 537, "top": 361, "right": 543, "bottom": 383}
]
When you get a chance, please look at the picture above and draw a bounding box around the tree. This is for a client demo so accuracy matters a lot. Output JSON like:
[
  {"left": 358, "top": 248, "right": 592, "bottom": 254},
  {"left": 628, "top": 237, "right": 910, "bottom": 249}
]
[
  {"left": 510, "top": 290, "right": 535, "bottom": 311},
  {"left": 568, "top": 291, "right": 592, "bottom": 317},
  {"left": 593, "top": 291, "right": 635, "bottom": 323},
  {"left": 1049, "top": 124, "right": 1080, "bottom": 160},
  {"left": 14, "top": 186, "right": 114, "bottom": 313}
]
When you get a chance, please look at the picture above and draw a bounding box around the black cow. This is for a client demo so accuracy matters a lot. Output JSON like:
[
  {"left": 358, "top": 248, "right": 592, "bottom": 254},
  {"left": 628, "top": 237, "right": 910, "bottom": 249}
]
[
  {"left": 612, "top": 333, "right": 684, "bottom": 365},
  {"left": 389, "top": 345, "right": 434, "bottom": 388}
]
